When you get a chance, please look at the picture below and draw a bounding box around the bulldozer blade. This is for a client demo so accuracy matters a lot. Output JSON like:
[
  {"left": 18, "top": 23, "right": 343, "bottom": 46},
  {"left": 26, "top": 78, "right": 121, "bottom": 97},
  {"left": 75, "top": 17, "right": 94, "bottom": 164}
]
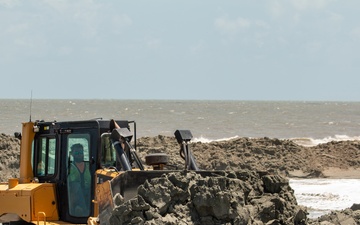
[
  {"left": 98, "top": 170, "right": 226, "bottom": 224},
  {"left": 110, "top": 170, "right": 227, "bottom": 201}
]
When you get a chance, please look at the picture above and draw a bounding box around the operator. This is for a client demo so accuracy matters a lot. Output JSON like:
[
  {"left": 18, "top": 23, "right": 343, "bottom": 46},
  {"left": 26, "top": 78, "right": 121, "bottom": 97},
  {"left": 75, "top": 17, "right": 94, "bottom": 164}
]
[{"left": 68, "top": 143, "right": 91, "bottom": 217}]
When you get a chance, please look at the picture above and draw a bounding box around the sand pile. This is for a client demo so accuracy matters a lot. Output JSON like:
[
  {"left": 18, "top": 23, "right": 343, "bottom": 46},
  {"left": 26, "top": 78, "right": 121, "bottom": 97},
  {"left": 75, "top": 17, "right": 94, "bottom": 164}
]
[
  {"left": 136, "top": 136, "right": 360, "bottom": 178},
  {"left": 108, "top": 170, "right": 306, "bottom": 225},
  {"left": 0, "top": 133, "right": 20, "bottom": 182}
]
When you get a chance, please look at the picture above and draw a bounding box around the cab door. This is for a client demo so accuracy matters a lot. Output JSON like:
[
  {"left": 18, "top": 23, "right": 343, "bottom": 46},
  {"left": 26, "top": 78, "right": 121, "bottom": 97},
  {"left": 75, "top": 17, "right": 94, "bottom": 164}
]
[{"left": 58, "top": 127, "right": 98, "bottom": 224}]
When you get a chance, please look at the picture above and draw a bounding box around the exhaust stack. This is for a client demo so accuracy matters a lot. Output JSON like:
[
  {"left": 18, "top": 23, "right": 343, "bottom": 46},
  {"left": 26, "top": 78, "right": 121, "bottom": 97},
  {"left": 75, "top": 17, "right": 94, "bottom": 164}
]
[{"left": 19, "top": 121, "right": 35, "bottom": 183}]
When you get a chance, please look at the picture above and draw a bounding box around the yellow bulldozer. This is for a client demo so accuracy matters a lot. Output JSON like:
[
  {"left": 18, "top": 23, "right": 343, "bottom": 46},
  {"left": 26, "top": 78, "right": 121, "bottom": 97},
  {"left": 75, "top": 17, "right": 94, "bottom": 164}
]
[{"left": 0, "top": 118, "right": 201, "bottom": 225}]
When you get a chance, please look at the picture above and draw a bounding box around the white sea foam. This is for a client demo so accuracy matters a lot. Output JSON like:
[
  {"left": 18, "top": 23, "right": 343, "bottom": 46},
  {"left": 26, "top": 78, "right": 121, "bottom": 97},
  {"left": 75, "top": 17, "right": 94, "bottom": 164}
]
[
  {"left": 192, "top": 135, "right": 239, "bottom": 143},
  {"left": 290, "top": 179, "right": 360, "bottom": 218},
  {"left": 311, "top": 135, "right": 360, "bottom": 145},
  {"left": 291, "top": 135, "right": 360, "bottom": 147},
  {"left": 194, "top": 134, "right": 360, "bottom": 146}
]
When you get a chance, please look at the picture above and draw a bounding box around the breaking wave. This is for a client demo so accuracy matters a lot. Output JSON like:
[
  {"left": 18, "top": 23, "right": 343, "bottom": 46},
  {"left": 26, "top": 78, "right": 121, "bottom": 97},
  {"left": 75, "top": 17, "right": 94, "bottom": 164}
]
[
  {"left": 290, "top": 135, "right": 360, "bottom": 147},
  {"left": 193, "top": 135, "right": 360, "bottom": 146},
  {"left": 192, "top": 135, "right": 239, "bottom": 143}
]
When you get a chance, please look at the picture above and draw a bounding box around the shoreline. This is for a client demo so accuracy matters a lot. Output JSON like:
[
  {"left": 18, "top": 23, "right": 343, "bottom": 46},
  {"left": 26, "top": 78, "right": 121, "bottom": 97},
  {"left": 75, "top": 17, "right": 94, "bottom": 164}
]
[
  {"left": 322, "top": 167, "right": 360, "bottom": 179},
  {"left": 288, "top": 167, "right": 360, "bottom": 179}
]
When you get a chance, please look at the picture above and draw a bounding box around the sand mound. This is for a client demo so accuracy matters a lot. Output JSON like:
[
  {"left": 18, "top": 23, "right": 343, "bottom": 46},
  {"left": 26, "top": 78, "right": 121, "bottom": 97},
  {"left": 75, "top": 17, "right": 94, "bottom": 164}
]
[
  {"left": 0, "top": 133, "right": 20, "bottom": 182},
  {"left": 135, "top": 136, "right": 360, "bottom": 178},
  {"left": 108, "top": 170, "right": 306, "bottom": 225}
]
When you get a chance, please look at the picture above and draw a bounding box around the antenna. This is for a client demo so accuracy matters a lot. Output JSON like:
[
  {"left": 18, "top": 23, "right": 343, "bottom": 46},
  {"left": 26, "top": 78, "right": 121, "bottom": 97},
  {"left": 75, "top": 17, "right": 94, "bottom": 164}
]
[{"left": 29, "top": 90, "right": 33, "bottom": 122}]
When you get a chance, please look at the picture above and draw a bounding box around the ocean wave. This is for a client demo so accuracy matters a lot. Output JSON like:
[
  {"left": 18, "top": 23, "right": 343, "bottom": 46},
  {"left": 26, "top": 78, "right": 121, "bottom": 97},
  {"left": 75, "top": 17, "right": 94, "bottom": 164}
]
[
  {"left": 290, "top": 178, "right": 360, "bottom": 218},
  {"left": 290, "top": 135, "right": 360, "bottom": 147},
  {"left": 192, "top": 135, "right": 360, "bottom": 146},
  {"left": 192, "top": 135, "right": 240, "bottom": 143}
]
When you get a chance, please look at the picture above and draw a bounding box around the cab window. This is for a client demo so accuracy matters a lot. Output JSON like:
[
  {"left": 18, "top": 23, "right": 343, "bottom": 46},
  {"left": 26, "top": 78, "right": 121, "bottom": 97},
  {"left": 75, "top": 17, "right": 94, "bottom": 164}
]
[
  {"left": 35, "top": 136, "right": 56, "bottom": 176},
  {"left": 100, "top": 133, "right": 116, "bottom": 168}
]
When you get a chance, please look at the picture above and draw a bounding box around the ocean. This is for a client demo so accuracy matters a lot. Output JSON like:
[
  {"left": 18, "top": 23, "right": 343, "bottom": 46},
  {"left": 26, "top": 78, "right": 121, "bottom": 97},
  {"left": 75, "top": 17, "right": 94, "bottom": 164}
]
[
  {"left": 1, "top": 99, "right": 360, "bottom": 143},
  {"left": 1, "top": 99, "right": 360, "bottom": 218},
  {"left": 290, "top": 178, "right": 360, "bottom": 218}
]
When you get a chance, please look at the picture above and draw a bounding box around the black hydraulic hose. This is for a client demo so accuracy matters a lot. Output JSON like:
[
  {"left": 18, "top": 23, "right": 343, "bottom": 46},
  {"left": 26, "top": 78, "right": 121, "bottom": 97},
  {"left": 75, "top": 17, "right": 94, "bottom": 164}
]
[
  {"left": 180, "top": 142, "right": 199, "bottom": 171},
  {"left": 182, "top": 142, "right": 189, "bottom": 170},
  {"left": 125, "top": 141, "right": 144, "bottom": 170},
  {"left": 112, "top": 140, "right": 132, "bottom": 171},
  {"left": 186, "top": 145, "right": 199, "bottom": 171}
]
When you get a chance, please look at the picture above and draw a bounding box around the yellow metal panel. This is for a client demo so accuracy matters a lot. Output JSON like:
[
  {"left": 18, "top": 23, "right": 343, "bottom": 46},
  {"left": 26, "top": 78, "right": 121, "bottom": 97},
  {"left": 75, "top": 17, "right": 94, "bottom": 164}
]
[
  {"left": 0, "top": 195, "right": 31, "bottom": 222},
  {"left": 96, "top": 180, "right": 114, "bottom": 211},
  {"left": 1, "top": 183, "right": 42, "bottom": 194},
  {"left": 0, "top": 183, "right": 59, "bottom": 222},
  {"left": 32, "top": 220, "right": 86, "bottom": 225},
  {"left": 95, "top": 180, "right": 114, "bottom": 223},
  {"left": 96, "top": 169, "right": 122, "bottom": 178},
  {"left": 32, "top": 184, "right": 59, "bottom": 221},
  {"left": 0, "top": 183, "right": 11, "bottom": 191}
]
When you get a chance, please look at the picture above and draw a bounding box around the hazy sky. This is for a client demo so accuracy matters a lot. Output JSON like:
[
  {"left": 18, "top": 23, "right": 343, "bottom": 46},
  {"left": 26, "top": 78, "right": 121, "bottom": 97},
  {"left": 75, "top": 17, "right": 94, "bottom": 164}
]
[{"left": 1, "top": 0, "right": 360, "bottom": 101}]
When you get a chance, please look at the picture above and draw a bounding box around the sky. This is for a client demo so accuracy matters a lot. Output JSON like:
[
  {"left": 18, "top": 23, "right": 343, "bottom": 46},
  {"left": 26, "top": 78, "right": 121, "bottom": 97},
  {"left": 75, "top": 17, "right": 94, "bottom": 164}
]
[{"left": 1, "top": 0, "right": 360, "bottom": 101}]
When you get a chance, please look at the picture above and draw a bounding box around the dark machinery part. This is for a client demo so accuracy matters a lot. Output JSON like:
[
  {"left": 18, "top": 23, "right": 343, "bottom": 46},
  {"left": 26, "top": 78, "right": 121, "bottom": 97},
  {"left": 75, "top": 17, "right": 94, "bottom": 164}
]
[
  {"left": 111, "top": 128, "right": 144, "bottom": 171},
  {"left": 174, "top": 130, "right": 199, "bottom": 171},
  {"left": 111, "top": 139, "right": 132, "bottom": 171},
  {"left": 174, "top": 130, "right": 193, "bottom": 144},
  {"left": 124, "top": 141, "right": 144, "bottom": 171},
  {"left": 145, "top": 153, "right": 169, "bottom": 170},
  {"left": 111, "top": 129, "right": 132, "bottom": 171},
  {"left": 111, "top": 127, "right": 133, "bottom": 142}
]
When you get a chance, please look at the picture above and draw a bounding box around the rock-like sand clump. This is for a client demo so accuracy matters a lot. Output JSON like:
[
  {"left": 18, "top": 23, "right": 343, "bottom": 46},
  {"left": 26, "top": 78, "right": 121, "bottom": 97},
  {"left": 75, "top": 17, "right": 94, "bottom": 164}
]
[{"left": 108, "top": 170, "right": 306, "bottom": 225}]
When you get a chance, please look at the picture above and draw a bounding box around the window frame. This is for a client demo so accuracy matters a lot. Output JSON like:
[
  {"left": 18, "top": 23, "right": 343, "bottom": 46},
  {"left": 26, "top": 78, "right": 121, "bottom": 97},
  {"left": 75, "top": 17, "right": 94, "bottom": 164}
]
[{"left": 33, "top": 135, "right": 57, "bottom": 178}]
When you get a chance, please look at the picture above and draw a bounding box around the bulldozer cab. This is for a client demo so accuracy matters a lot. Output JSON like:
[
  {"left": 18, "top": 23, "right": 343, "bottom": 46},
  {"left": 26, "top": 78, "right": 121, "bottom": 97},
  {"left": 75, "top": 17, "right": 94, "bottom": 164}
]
[{"left": 30, "top": 119, "right": 133, "bottom": 224}]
